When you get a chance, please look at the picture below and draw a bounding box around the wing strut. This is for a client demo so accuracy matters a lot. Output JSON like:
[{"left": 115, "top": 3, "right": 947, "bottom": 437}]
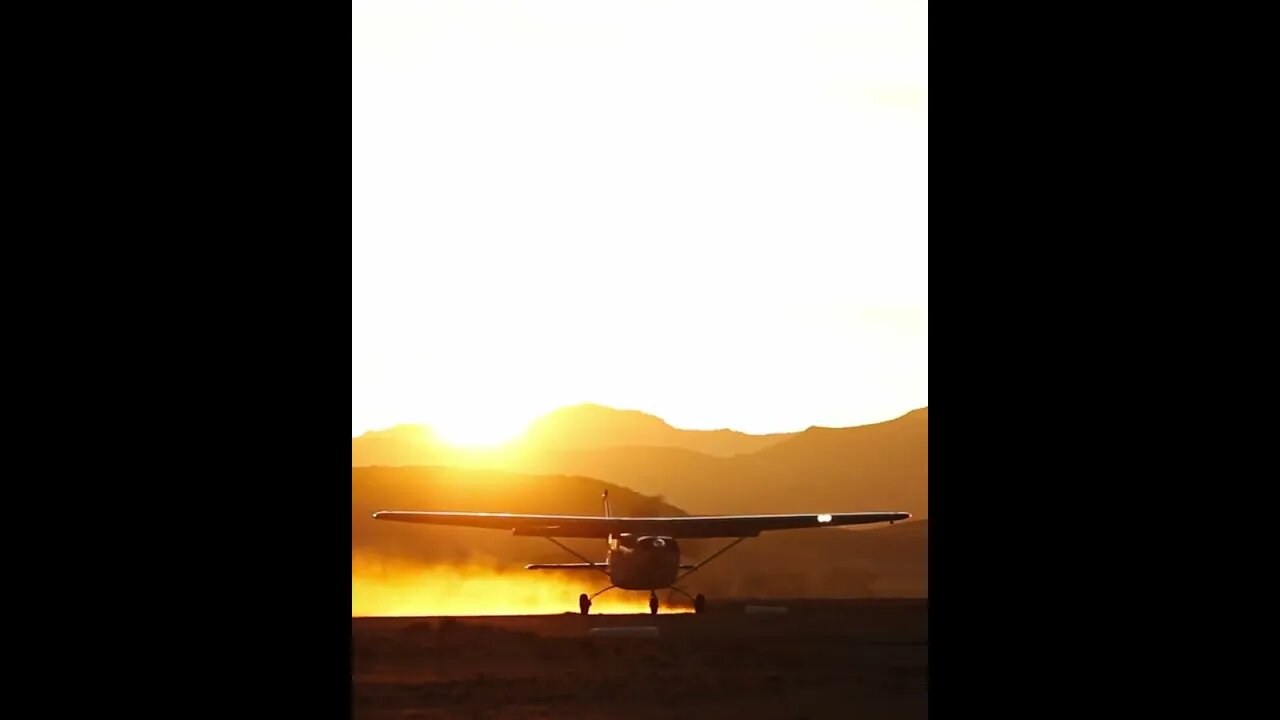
[
  {"left": 544, "top": 537, "right": 611, "bottom": 578},
  {"left": 674, "top": 536, "right": 749, "bottom": 584}
]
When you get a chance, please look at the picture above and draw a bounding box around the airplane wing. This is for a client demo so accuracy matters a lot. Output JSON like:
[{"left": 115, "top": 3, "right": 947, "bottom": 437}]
[{"left": 371, "top": 510, "right": 910, "bottom": 539}]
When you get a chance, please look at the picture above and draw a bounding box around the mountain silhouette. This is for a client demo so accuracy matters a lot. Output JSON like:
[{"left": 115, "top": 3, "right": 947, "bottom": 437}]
[
  {"left": 351, "top": 424, "right": 442, "bottom": 466},
  {"left": 353, "top": 404, "right": 926, "bottom": 516},
  {"left": 503, "top": 407, "right": 928, "bottom": 518},
  {"left": 521, "top": 403, "right": 795, "bottom": 456},
  {"left": 351, "top": 404, "right": 795, "bottom": 465}
]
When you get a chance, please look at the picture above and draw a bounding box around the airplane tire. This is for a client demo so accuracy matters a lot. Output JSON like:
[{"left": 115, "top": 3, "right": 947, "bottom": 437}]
[
  {"left": 579, "top": 593, "right": 591, "bottom": 615},
  {"left": 694, "top": 594, "right": 706, "bottom": 614}
]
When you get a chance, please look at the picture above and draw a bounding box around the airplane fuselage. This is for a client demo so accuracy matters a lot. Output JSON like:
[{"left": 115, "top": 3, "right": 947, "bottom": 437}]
[{"left": 607, "top": 534, "right": 680, "bottom": 590}]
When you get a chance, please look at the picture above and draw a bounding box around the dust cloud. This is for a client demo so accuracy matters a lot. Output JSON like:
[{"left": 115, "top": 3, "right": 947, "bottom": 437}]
[{"left": 352, "top": 555, "right": 691, "bottom": 616}]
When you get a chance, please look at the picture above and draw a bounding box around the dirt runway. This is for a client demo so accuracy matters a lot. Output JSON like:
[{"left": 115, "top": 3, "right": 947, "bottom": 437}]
[{"left": 352, "top": 598, "right": 927, "bottom": 720}]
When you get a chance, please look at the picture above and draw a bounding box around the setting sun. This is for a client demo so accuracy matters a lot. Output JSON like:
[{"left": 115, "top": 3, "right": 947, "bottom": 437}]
[{"left": 425, "top": 406, "right": 543, "bottom": 448}]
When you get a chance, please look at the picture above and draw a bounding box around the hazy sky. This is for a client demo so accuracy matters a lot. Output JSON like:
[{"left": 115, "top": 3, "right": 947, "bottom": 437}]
[{"left": 352, "top": 0, "right": 927, "bottom": 444}]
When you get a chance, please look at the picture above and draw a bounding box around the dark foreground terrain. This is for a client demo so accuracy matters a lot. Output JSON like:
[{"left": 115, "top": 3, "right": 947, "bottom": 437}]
[{"left": 352, "top": 598, "right": 927, "bottom": 720}]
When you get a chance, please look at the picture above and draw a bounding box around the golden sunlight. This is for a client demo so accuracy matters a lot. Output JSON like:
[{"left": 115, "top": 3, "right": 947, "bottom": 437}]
[
  {"left": 352, "top": 0, "right": 929, "bottom": 441},
  {"left": 352, "top": 564, "right": 692, "bottom": 617},
  {"left": 429, "top": 410, "right": 532, "bottom": 449}
]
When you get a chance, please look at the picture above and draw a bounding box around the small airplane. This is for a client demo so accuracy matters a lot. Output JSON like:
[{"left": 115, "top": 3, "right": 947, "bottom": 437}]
[{"left": 372, "top": 490, "right": 910, "bottom": 615}]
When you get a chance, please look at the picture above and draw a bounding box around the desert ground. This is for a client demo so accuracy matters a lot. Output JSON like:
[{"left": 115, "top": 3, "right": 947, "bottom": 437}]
[{"left": 352, "top": 598, "right": 927, "bottom": 720}]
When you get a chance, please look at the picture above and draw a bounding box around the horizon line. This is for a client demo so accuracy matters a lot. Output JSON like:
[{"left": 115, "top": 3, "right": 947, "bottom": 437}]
[{"left": 351, "top": 403, "right": 927, "bottom": 440}]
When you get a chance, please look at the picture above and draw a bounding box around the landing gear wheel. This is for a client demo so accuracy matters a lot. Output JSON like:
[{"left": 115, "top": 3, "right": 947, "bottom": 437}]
[
  {"left": 694, "top": 594, "right": 706, "bottom": 614},
  {"left": 649, "top": 592, "right": 659, "bottom": 615},
  {"left": 579, "top": 593, "right": 591, "bottom": 615}
]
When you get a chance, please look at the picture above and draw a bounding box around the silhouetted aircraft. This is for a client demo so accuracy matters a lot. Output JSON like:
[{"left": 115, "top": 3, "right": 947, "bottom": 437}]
[{"left": 372, "top": 490, "right": 910, "bottom": 615}]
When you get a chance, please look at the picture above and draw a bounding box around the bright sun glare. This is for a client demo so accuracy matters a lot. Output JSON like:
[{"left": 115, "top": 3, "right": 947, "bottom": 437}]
[
  {"left": 431, "top": 411, "right": 531, "bottom": 448},
  {"left": 351, "top": 0, "right": 929, "bottom": 440}
]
